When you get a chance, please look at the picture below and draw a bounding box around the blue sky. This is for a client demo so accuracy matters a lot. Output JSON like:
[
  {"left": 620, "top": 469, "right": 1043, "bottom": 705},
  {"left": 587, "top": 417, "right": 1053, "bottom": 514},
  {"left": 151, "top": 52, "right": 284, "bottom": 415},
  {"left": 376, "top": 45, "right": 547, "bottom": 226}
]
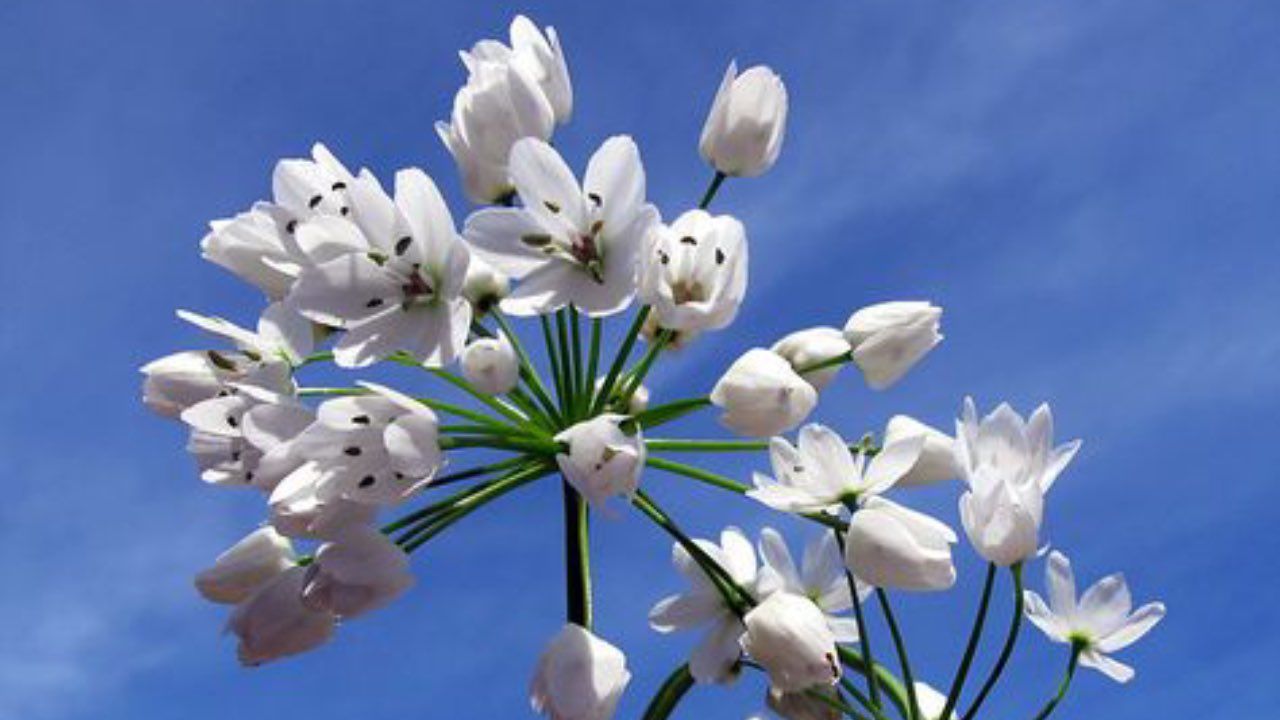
[{"left": 2, "top": 1, "right": 1278, "bottom": 718}]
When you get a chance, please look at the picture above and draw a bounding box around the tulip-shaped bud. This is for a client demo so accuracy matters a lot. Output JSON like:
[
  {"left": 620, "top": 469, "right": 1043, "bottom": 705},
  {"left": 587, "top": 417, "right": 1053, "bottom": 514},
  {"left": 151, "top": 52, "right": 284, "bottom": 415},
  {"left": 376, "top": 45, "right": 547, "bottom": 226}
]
[
  {"left": 766, "top": 686, "right": 841, "bottom": 720},
  {"left": 141, "top": 351, "right": 242, "bottom": 417},
  {"left": 530, "top": 624, "right": 631, "bottom": 720},
  {"left": 195, "top": 527, "right": 296, "bottom": 604},
  {"left": 227, "top": 566, "right": 336, "bottom": 666},
  {"left": 770, "top": 327, "right": 853, "bottom": 391},
  {"left": 640, "top": 210, "right": 749, "bottom": 334},
  {"left": 740, "top": 592, "right": 840, "bottom": 693},
  {"left": 301, "top": 525, "right": 415, "bottom": 619},
  {"left": 884, "top": 415, "right": 958, "bottom": 487},
  {"left": 844, "top": 497, "right": 957, "bottom": 591},
  {"left": 554, "top": 415, "right": 645, "bottom": 509},
  {"left": 700, "top": 62, "right": 788, "bottom": 177},
  {"left": 843, "top": 302, "right": 943, "bottom": 390},
  {"left": 711, "top": 349, "right": 817, "bottom": 437},
  {"left": 461, "top": 332, "right": 520, "bottom": 395},
  {"left": 462, "top": 256, "right": 511, "bottom": 315}
]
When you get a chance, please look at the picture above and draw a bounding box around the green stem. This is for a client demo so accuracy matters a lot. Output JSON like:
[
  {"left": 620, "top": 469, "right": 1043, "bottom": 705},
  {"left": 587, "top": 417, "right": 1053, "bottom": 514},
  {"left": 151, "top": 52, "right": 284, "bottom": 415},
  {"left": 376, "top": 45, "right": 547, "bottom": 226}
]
[
  {"left": 841, "top": 678, "right": 890, "bottom": 720},
  {"left": 796, "top": 350, "right": 853, "bottom": 374},
  {"left": 1030, "top": 644, "right": 1083, "bottom": 720},
  {"left": 385, "top": 460, "right": 544, "bottom": 535},
  {"left": 423, "top": 456, "right": 533, "bottom": 489},
  {"left": 806, "top": 688, "right": 872, "bottom": 720},
  {"left": 592, "top": 305, "right": 651, "bottom": 415},
  {"left": 563, "top": 480, "right": 592, "bottom": 627},
  {"left": 876, "top": 589, "right": 920, "bottom": 720},
  {"left": 427, "top": 368, "right": 542, "bottom": 434},
  {"left": 542, "top": 314, "right": 567, "bottom": 411},
  {"left": 585, "top": 317, "right": 602, "bottom": 413},
  {"left": 646, "top": 438, "right": 769, "bottom": 452},
  {"left": 570, "top": 306, "right": 585, "bottom": 418},
  {"left": 644, "top": 456, "right": 846, "bottom": 530},
  {"left": 492, "top": 310, "right": 562, "bottom": 424},
  {"left": 440, "top": 434, "right": 561, "bottom": 455},
  {"left": 698, "top": 170, "right": 727, "bottom": 209},
  {"left": 962, "top": 563, "right": 1025, "bottom": 720},
  {"left": 835, "top": 529, "right": 882, "bottom": 712},
  {"left": 940, "top": 563, "right": 997, "bottom": 720},
  {"left": 618, "top": 329, "right": 670, "bottom": 408},
  {"left": 640, "top": 664, "right": 695, "bottom": 720},
  {"left": 629, "top": 396, "right": 712, "bottom": 430},
  {"left": 398, "top": 463, "right": 554, "bottom": 552},
  {"left": 555, "top": 309, "right": 576, "bottom": 414},
  {"left": 837, "top": 647, "right": 912, "bottom": 720}
]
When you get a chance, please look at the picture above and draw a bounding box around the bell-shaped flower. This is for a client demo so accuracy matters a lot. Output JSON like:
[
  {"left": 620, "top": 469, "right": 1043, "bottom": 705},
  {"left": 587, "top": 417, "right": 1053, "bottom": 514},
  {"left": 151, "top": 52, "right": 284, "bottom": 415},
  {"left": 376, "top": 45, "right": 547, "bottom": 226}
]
[
  {"left": 885, "top": 415, "right": 958, "bottom": 488},
  {"left": 530, "top": 624, "right": 630, "bottom": 720},
  {"left": 141, "top": 348, "right": 290, "bottom": 419},
  {"left": 460, "top": 332, "right": 520, "bottom": 395},
  {"left": 195, "top": 526, "right": 296, "bottom": 605},
  {"left": 289, "top": 168, "right": 472, "bottom": 367},
  {"left": 755, "top": 528, "right": 868, "bottom": 642},
  {"left": 843, "top": 496, "right": 957, "bottom": 592},
  {"left": 843, "top": 301, "right": 943, "bottom": 389},
  {"left": 180, "top": 385, "right": 308, "bottom": 488},
  {"left": 770, "top": 327, "right": 852, "bottom": 391},
  {"left": 463, "top": 136, "right": 659, "bottom": 316},
  {"left": 437, "top": 16, "right": 569, "bottom": 204},
  {"left": 1024, "top": 551, "right": 1165, "bottom": 683},
  {"left": 301, "top": 525, "right": 414, "bottom": 619},
  {"left": 740, "top": 592, "right": 840, "bottom": 693},
  {"left": 710, "top": 349, "right": 817, "bottom": 437},
  {"left": 700, "top": 62, "right": 788, "bottom": 177},
  {"left": 268, "top": 463, "right": 379, "bottom": 540},
  {"left": 639, "top": 209, "right": 748, "bottom": 334},
  {"left": 749, "top": 424, "right": 923, "bottom": 514},
  {"left": 227, "top": 566, "right": 336, "bottom": 666},
  {"left": 462, "top": 255, "right": 511, "bottom": 315},
  {"left": 956, "top": 398, "right": 1081, "bottom": 566},
  {"left": 554, "top": 415, "right": 644, "bottom": 510},
  {"left": 649, "top": 527, "right": 759, "bottom": 684}
]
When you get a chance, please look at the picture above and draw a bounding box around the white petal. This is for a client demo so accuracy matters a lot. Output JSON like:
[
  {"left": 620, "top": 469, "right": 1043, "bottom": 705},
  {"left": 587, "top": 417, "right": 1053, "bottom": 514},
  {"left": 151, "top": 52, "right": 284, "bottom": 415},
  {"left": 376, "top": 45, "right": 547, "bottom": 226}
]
[
  {"left": 649, "top": 593, "right": 722, "bottom": 633},
  {"left": 689, "top": 616, "right": 744, "bottom": 684},
  {"left": 1078, "top": 574, "right": 1132, "bottom": 637},
  {"left": 1079, "top": 649, "right": 1135, "bottom": 683},
  {"left": 757, "top": 528, "right": 802, "bottom": 593},
  {"left": 1045, "top": 550, "right": 1078, "bottom": 617},
  {"left": 508, "top": 138, "right": 585, "bottom": 228},
  {"left": 1096, "top": 602, "right": 1165, "bottom": 654},
  {"left": 1023, "top": 591, "right": 1068, "bottom": 642}
]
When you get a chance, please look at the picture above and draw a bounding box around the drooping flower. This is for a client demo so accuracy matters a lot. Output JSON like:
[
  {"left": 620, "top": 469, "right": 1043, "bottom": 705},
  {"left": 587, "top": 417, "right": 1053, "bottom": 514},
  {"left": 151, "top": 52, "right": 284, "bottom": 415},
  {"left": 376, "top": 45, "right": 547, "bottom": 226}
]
[
  {"left": 463, "top": 136, "right": 659, "bottom": 316},
  {"left": 741, "top": 591, "right": 840, "bottom": 693},
  {"left": 461, "top": 332, "right": 520, "bottom": 395},
  {"left": 289, "top": 168, "right": 472, "bottom": 367},
  {"left": 268, "top": 463, "right": 379, "bottom": 540},
  {"left": 748, "top": 424, "right": 923, "bottom": 515},
  {"left": 649, "top": 527, "right": 758, "bottom": 684},
  {"left": 554, "top": 414, "right": 644, "bottom": 510},
  {"left": 700, "top": 62, "right": 788, "bottom": 177},
  {"left": 530, "top": 624, "right": 630, "bottom": 720},
  {"left": 438, "top": 15, "right": 570, "bottom": 204},
  {"left": 639, "top": 209, "right": 748, "bottom": 334},
  {"left": 755, "top": 528, "right": 868, "bottom": 642},
  {"left": 770, "top": 327, "right": 852, "bottom": 391},
  {"left": 179, "top": 385, "right": 308, "bottom": 488},
  {"left": 843, "top": 301, "right": 943, "bottom": 390},
  {"left": 710, "top": 349, "right": 817, "bottom": 437},
  {"left": 955, "top": 398, "right": 1081, "bottom": 566},
  {"left": 140, "top": 348, "right": 291, "bottom": 418},
  {"left": 884, "top": 415, "right": 958, "bottom": 487},
  {"left": 195, "top": 527, "right": 296, "bottom": 605},
  {"left": 1024, "top": 551, "right": 1165, "bottom": 683},
  {"left": 843, "top": 496, "right": 957, "bottom": 592},
  {"left": 227, "top": 566, "right": 336, "bottom": 666},
  {"left": 301, "top": 525, "right": 415, "bottom": 619}
]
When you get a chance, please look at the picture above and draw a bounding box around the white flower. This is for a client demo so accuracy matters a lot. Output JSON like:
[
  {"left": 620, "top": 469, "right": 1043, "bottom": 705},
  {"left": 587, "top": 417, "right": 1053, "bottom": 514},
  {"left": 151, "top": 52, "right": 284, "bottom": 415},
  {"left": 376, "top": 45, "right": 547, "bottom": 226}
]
[
  {"left": 268, "top": 463, "right": 379, "bottom": 540},
  {"left": 843, "top": 302, "right": 943, "bottom": 390},
  {"left": 301, "top": 525, "right": 414, "bottom": 619},
  {"left": 177, "top": 302, "right": 315, "bottom": 366},
  {"left": 530, "top": 624, "right": 629, "bottom": 720},
  {"left": 227, "top": 566, "right": 336, "bottom": 666},
  {"left": 844, "top": 497, "right": 957, "bottom": 592},
  {"left": 1025, "top": 551, "right": 1165, "bottom": 683},
  {"left": 460, "top": 332, "right": 520, "bottom": 395},
  {"left": 765, "top": 686, "right": 841, "bottom": 720},
  {"left": 649, "top": 527, "right": 758, "bottom": 684},
  {"left": 956, "top": 398, "right": 1081, "bottom": 566},
  {"left": 140, "top": 349, "right": 290, "bottom": 418},
  {"left": 756, "top": 528, "right": 868, "bottom": 643},
  {"left": 272, "top": 142, "right": 357, "bottom": 220},
  {"left": 741, "top": 591, "right": 840, "bottom": 693},
  {"left": 913, "top": 681, "right": 958, "bottom": 720},
  {"left": 710, "top": 349, "right": 818, "bottom": 437},
  {"left": 640, "top": 209, "right": 748, "bottom": 334},
  {"left": 463, "top": 255, "right": 511, "bottom": 314},
  {"left": 464, "top": 136, "right": 659, "bottom": 316},
  {"left": 195, "top": 527, "right": 296, "bottom": 605},
  {"left": 180, "top": 386, "right": 309, "bottom": 488},
  {"left": 770, "top": 327, "right": 852, "bottom": 391},
  {"left": 884, "top": 415, "right": 958, "bottom": 488},
  {"left": 289, "top": 168, "right": 472, "bottom": 367},
  {"left": 700, "top": 62, "right": 788, "bottom": 177},
  {"left": 438, "top": 15, "right": 571, "bottom": 204},
  {"left": 554, "top": 415, "right": 644, "bottom": 510},
  {"left": 749, "top": 424, "right": 923, "bottom": 515}
]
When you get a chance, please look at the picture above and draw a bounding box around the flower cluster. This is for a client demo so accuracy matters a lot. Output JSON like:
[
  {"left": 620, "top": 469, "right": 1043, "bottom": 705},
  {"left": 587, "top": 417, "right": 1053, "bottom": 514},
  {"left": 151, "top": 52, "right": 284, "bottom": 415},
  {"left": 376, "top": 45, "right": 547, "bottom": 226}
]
[{"left": 144, "top": 14, "right": 1163, "bottom": 720}]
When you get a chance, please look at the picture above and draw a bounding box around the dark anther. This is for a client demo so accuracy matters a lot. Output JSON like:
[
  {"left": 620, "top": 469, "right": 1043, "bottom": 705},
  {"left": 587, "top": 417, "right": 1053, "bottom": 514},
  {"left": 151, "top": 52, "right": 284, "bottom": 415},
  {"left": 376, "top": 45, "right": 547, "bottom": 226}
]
[
  {"left": 227, "top": 415, "right": 239, "bottom": 428},
  {"left": 543, "top": 200, "right": 561, "bottom": 213},
  {"left": 366, "top": 298, "right": 384, "bottom": 309},
  {"left": 658, "top": 251, "right": 670, "bottom": 265},
  {"left": 715, "top": 248, "right": 726, "bottom": 265},
  {"left": 351, "top": 415, "right": 371, "bottom": 425},
  {"left": 308, "top": 194, "right": 324, "bottom": 209},
  {"left": 587, "top": 192, "right": 602, "bottom": 206},
  {"left": 521, "top": 233, "right": 553, "bottom": 247},
  {"left": 340, "top": 206, "right": 350, "bottom": 216},
  {"left": 358, "top": 475, "right": 376, "bottom": 488},
  {"left": 679, "top": 236, "right": 698, "bottom": 246},
  {"left": 344, "top": 446, "right": 362, "bottom": 456},
  {"left": 394, "top": 236, "right": 413, "bottom": 256},
  {"left": 590, "top": 219, "right": 604, "bottom": 235},
  {"left": 332, "top": 182, "right": 347, "bottom": 191},
  {"left": 285, "top": 219, "right": 298, "bottom": 234}
]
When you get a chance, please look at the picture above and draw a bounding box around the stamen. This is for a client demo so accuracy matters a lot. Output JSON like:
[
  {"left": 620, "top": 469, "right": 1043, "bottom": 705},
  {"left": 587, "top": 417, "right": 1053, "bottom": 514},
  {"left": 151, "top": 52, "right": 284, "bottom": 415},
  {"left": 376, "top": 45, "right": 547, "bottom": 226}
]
[
  {"left": 543, "top": 200, "right": 561, "bottom": 213},
  {"left": 308, "top": 195, "right": 323, "bottom": 209},
  {"left": 394, "top": 236, "right": 413, "bottom": 256},
  {"left": 679, "top": 236, "right": 697, "bottom": 246},
  {"left": 587, "top": 192, "right": 602, "bottom": 206}
]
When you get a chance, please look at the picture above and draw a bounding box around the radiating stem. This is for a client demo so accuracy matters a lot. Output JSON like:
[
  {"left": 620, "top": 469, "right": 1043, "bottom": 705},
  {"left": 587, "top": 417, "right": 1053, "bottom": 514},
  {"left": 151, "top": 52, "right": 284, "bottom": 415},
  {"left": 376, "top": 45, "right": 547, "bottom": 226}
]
[
  {"left": 492, "top": 310, "right": 562, "bottom": 424},
  {"left": 640, "top": 664, "right": 695, "bottom": 720},
  {"left": 644, "top": 456, "right": 845, "bottom": 530},
  {"left": 796, "top": 350, "right": 853, "bottom": 374},
  {"left": 542, "top": 315, "right": 567, "bottom": 409},
  {"left": 562, "top": 480, "right": 592, "bottom": 627},
  {"left": 585, "top": 317, "right": 602, "bottom": 410},
  {"left": 398, "top": 463, "right": 554, "bottom": 552},
  {"left": 386, "top": 460, "right": 545, "bottom": 536},
  {"left": 618, "top": 329, "right": 669, "bottom": 407},
  {"left": 592, "top": 306, "right": 650, "bottom": 415},
  {"left": 835, "top": 529, "right": 881, "bottom": 712},
  {"left": 646, "top": 438, "right": 769, "bottom": 452},
  {"left": 1030, "top": 644, "right": 1083, "bottom": 720},
  {"left": 426, "top": 368, "right": 541, "bottom": 434},
  {"left": 569, "top": 306, "right": 585, "bottom": 417},
  {"left": 939, "top": 563, "right": 997, "bottom": 720},
  {"left": 876, "top": 589, "right": 920, "bottom": 720},
  {"left": 421, "top": 456, "right": 533, "bottom": 489},
  {"left": 806, "top": 688, "right": 872, "bottom": 720},
  {"left": 962, "top": 563, "right": 1025, "bottom": 720},
  {"left": 699, "top": 170, "right": 727, "bottom": 209},
  {"left": 837, "top": 647, "right": 912, "bottom": 720}
]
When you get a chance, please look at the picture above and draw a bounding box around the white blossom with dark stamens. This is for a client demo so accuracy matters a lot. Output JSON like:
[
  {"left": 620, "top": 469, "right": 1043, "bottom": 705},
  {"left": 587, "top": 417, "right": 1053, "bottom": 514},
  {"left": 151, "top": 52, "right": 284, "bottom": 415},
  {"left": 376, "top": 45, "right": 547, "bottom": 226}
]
[
  {"left": 180, "top": 384, "right": 308, "bottom": 489},
  {"left": 640, "top": 209, "right": 748, "bottom": 334},
  {"left": 177, "top": 302, "right": 314, "bottom": 366}
]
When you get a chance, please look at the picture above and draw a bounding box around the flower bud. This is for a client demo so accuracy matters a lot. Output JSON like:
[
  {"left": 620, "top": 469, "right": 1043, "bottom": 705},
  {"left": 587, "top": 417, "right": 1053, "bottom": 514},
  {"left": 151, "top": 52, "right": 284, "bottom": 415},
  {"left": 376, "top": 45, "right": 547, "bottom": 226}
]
[
  {"left": 740, "top": 592, "right": 840, "bottom": 693},
  {"left": 554, "top": 415, "right": 645, "bottom": 509},
  {"left": 301, "top": 525, "right": 414, "bottom": 618},
  {"left": 844, "top": 497, "right": 957, "bottom": 591},
  {"left": 710, "top": 349, "right": 817, "bottom": 437},
  {"left": 640, "top": 210, "right": 748, "bottom": 334},
  {"left": 843, "top": 302, "right": 943, "bottom": 390},
  {"left": 462, "top": 256, "right": 511, "bottom": 315},
  {"left": 195, "top": 527, "right": 296, "bottom": 604},
  {"left": 700, "top": 62, "right": 788, "bottom": 177},
  {"left": 770, "top": 327, "right": 852, "bottom": 391},
  {"left": 884, "top": 415, "right": 958, "bottom": 487},
  {"left": 530, "top": 624, "right": 631, "bottom": 720},
  {"left": 227, "top": 566, "right": 336, "bottom": 666},
  {"left": 461, "top": 332, "right": 520, "bottom": 395}
]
